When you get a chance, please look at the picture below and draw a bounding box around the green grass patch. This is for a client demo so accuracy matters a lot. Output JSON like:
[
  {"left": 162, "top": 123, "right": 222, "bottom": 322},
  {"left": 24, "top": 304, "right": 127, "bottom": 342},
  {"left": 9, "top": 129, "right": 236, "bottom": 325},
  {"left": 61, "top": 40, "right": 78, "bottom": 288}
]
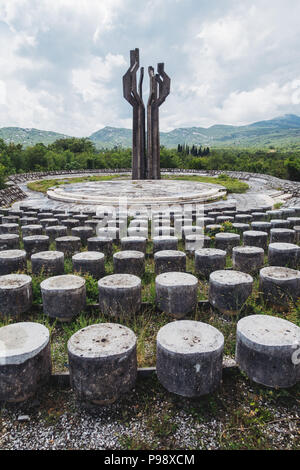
[
  {"left": 27, "top": 174, "right": 127, "bottom": 193},
  {"left": 162, "top": 173, "right": 249, "bottom": 193}
]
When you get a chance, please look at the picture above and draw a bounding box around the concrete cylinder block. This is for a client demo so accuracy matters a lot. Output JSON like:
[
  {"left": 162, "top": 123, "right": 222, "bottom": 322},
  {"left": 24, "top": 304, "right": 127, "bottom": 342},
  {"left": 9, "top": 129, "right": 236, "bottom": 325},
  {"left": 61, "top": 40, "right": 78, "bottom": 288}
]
[
  {"left": 185, "top": 235, "right": 210, "bottom": 254},
  {"left": 195, "top": 248, "right": 226, "bottom": 279},
  {"left": 71, "top": 226, "right": 94, "bottom": 245},
  {"left": 23, "top": 235, "right": 50, "bottom": 258},
  {"left": 45, "top": 225, "right": 68, "bottom": 242},
  {"left": 72, "top": 251, "right": 105, "bottom": 278},
  {"left": 120, "top": 236, "right": 147, "bottom": 253},
  {"left": 87, "top": 236, "right": 113, "bottom": 257},
  {"left": 0, "top": 274, "right": 32, "bottom": 317},
  {"left": 98, "top": 274, "right": 141, "bottom": 317},
  {"left": 268, "top": 242, "right": 300, "bottom": 269},
  {"left": 41, "top": 274, "right": 86, "bottom": 322},
  {"left": 153, "top": 236, "right": 178, "bottom": 253},
  {"left": 68, "top": 323, "right": 137, "bottom": 405},
  {"left": 0, "top": 223, "right": 19, "bottom": 235},
  {"left": 259, "top": 266, "right": 300, "bottom": 308},
  {"left": 0, "top": 234, "right": 19, "bottom": 251},
  {"left": 243, "top": 230, "right": 268, "bottom": 250},
  {"left": 0, "top": 322, "right": 51, "bottom": 402},
  {"left": 0, "top": 250, "right": 26, "bottom": 275},
  {"left": 154, "top": 250, "right": 186, "bottom": 275},
  {"left": 270, "top": 228, "right": 295, "bottom": 244},
  {"left": 21, "top": 224, "right": 43, "bottom": 237},
  {"left": 232, "top": 246, "right": 264, "bottom": 274},
  {"left": 31, "top": 251, "right": 64, "bottom": 276},
  {"left": 55, "top": 236, "right": 81, "bottom": 257},
  {"left": 155, "top": 272, "right": 198, "bottom": 318},
  {"left": 236, "top": 315, "right": 300, "bottom": 388},
  {"left": 215, "top": 232, "right": 240, "bottom": 254},
  {"left": 113, "top": 250, "right": 145, "bottom": 277},
  {"left": 209, "top": 270, "right": 253, "bottom": 316},
  {"left": 156, "top": 320, "right": 224, "bottom": 397},
  {"left": 251, "top": 222, "right": 272, "bottom": 233}
]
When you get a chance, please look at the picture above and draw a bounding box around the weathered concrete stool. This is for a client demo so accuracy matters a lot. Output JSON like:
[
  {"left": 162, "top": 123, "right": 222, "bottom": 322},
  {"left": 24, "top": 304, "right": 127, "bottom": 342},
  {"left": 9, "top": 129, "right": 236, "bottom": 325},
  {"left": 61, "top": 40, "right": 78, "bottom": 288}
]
[
  {"left": 205, "top": 224, "right": 222, "bottom": 233},
  {"left": 0, "top": 223, "right": 19, "bottom": 235},
  {"left": 251, "top": 212, "right": 268, "bottom": 221},
  {"left": 235, "top": 214, "right": 253, "bottom": 224},
  {"left": 156, "top": 320, "right": 224, "bottom": 397},
  {"left": 31, "top": 251, "right": 64, "bottom": 276},
  {"left": 153, "top": 236, "right": 178, "bottom": 253},
  {"left": 20, "top": 217, "right": 39, "bottom": 226},
  {"left": 23, "top": 235, "right": 50, "bottom": 258},
  {"left": 266, "top": 210, "right": 283, "bottom": 220},
  {"left": 2, "top": 215, "right": 20, "bottom": 224},
  {"left": 156, "top": 272, "right": 198, "bottom": 318},
  {"left": 0, "top": 250, "right": 26, "bottom": 275},
  {"left": 209, "top": 270, "right": 253, "bottom": 315},
  {"left": 87, "top": 236, "right": 113, "bottom": 257},
  {"left": 98, "top": 274, "right": 141, "bottom": 316},
  {"left": 270, "top": 228, "right": 295, "bottom": 244},
  {"left": 127, "top": 226, "right": 148, "bottom": 238},
  {"left": 0, "top": 322, "right": 51, "bottom": 402},
  {"left": 0, "top": 274, "right": 32, "bottom": 317},
  {"left": 232, "top": 246, "right": 264, "bottom": 274},
  {"left": 216, "top": 216, "right": 234, "bottom": 224},
  {"left": 197, "top": 217, "right": 215, "bottom": 227},
  {"left": 154, "top": 226, "right": 175, "bottom": 237},
  {"left": 294, "top": 226, "right": 300, "bottom": 243},
  {"left": 68, "top": 323, "right": 137, "bottom": 405},
  {"left": 259, "top": 266, "right": 300, "bottom": 309},
  {"left": 182, "top": 225, "right": 203, "bottom": 240},
  {"left": 243, "top": 230, "right": 268, "bottom": 250},
  {"left": 55, "top": 236, "right": 81, "bottom": 257},
  {"left": 72, "top": 251, "right": 105, "bottom": 278},
  {"left": 113, "top": 250, "right": 145, "bottom": 277},
  {"left": 71, "top": 226, "right": 94, "bottom": 245},
  {"left": 41, "top": 274, "right": 86, "bottom": 321},
  {"left": 45, "top": 225, "right": 68, "bottom": 242},
  {"left": 61, "top": 218, "right": 80, "bottom": 233},
  {"left": 236, "top": 315, "right": 300, "bottom": 388},
  {"left": 195, "top": 248, "right": 226, "bottom": 279},
  {"left": 215, "top": 232, "right": 240, "bottom": 254},
  {"left": 21, "top": 224, "right": 43, "bottom": 237},
  {"left": 280, "top": 208, "right": 296, "bottom": 218},
  {"left": 0, "top": 234, "right": 19, "bottom": 251},
  {"left": 185, "top": 235, "right": 210, "bottom": 254},
  {"left": 121, "top": 236, "right": 147, "bottom": 253},
  {"left": 270, "top": 219, "right": 290, "bottom": 229},
  {"left": 268, "top": 242, "right": 300, "bottom": 269},
  {"left": 287, "top": 217, "right": 300, "bottom": 228},
  {"left": 98, "top": 227, "right": 120, "bottom": 241},
  {"left": 40, "top": 218, "right": 59, "bottom": 229},
  {"left": 154, "top": 250, "right": 186, "bottom": 275},
  {"left": 37, "top": 212, "right": 53, "bottom": 220},
  {"left": 251, "top": 221, "right": 272, "bottom": 233}
]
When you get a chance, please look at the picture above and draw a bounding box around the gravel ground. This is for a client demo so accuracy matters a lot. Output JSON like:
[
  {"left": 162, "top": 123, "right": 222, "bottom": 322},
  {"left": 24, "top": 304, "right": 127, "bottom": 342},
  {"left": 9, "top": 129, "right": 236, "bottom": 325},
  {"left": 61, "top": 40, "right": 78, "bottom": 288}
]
[{"left": 0, "top": 371, "right": 299, "bottom": 450}]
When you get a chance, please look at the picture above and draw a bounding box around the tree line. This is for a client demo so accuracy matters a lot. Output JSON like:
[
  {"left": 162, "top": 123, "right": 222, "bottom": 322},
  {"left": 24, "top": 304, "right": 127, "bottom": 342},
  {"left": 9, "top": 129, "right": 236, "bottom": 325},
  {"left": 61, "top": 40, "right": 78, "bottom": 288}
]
[{"left": 0, "top": 136, "right": 300, "bottom": 188}]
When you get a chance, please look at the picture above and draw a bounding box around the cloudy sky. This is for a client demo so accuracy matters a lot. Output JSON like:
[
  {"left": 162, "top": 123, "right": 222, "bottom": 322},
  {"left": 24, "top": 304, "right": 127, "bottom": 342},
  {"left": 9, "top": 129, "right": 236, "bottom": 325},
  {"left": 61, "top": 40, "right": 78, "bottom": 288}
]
[{"left": 0, "top": 0, "right": 299, "bottom": 136}]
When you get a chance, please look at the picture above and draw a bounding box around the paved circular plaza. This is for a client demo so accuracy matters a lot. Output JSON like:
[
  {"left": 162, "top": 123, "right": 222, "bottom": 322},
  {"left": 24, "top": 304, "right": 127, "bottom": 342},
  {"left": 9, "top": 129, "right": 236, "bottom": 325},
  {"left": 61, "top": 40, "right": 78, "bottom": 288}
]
[{"left": 47, "top": 179, "right": 226, "bottom": 207}]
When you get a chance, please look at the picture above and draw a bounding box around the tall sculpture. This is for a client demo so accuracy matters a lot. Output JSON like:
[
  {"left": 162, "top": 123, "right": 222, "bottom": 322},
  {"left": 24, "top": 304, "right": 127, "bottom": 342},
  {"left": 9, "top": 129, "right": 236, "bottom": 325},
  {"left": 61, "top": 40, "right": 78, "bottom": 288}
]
[
  {"left": 123, "top": 49, "right": 170, "bottom": 180},
  {"left": 123, "top": 48, "right": 146, "bottom": 180}
]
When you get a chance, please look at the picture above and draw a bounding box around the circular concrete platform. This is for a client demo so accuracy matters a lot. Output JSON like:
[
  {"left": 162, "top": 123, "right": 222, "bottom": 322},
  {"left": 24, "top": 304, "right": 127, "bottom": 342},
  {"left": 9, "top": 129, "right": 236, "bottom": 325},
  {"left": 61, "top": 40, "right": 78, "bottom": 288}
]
[{"left": 47, "top": 179, "right": 226, "bottom": 207}]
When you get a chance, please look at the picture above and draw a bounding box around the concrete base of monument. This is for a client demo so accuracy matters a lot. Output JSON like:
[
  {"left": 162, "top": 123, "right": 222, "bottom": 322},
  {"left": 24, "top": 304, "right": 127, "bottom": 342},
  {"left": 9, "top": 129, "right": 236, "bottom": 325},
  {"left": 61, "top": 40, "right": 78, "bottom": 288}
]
[{"left": 47, "top": 179, "right": 227, "bottom": 207}]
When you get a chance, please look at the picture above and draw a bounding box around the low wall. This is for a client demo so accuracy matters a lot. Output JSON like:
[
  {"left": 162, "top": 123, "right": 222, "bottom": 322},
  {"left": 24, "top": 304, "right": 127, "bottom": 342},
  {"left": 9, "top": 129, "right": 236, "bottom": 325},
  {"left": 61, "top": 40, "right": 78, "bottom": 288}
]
[
  {"left": 7, "top": 168, "right": 300, "bottom": 198},
  {"left": 0, "top": 185, "right": 28, "bottom": 207}
]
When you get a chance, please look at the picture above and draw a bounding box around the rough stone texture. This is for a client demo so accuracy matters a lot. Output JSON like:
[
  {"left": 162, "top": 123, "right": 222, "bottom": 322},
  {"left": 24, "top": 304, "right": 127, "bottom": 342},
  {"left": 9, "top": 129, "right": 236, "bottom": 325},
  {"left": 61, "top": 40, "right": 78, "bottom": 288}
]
[
  {"left": 87, "top": 237, "right": 113, "bottom": 257},
  {"left": 0, "top": 274, "right": 32, "bottom": 317},
  {"left": 41, "top": 275, "right": 86, "bottom": 322},
  {"left": 21, "top": 224, "right": 43, "bottom": 237},
  {"left": 98, "top": 227, "right": 120, "bottom": 241},
  {"left": 113, "top": 250, "right": 145, "bottom": 277},
  {"left": 20, "top": 217, "right": 39, "bottom": 226},
  {"left": 155, "top": 272, "right": 198, "bottom": 318},
  {"left": 243, "top": 230, "right": 268, "bottom": 250},
  {"left": 154, "top": 250, "right": 186, "bottom": 275},
  {"left": 0, "top": 250, "right": 26, "bottom": 275},
  {"left": 0, "top": 234, "right": 19, "bottom": 251},
  {"left": 40, "top": 218, "right": 59, "bottom": 229},
  {"left": 127, "top": 227, "right": 148, "bottom": 239},
  {"left": 236, "top": 315, "right": 300, "bottom": 388},
  {"left": 268, "top": 242, "right": 300, "bottom": 269},
  {"left": 185, "top": 235, "right": 210, "bottom": 254},
  {"left": 71, "top": 226, "right": 94, "bottom": 245},
  {"left": 154, "top": 226, "right": 175, "bottom": 237},
  {"left": 270, "top": 228, "right": 295, "bottom": 244},
  {"left": 195, "top": 248, "right": 226, "bottom": 279},
  {"left": 294, "top": 226, "right": 300, "bottom": 243},
  {"left": 31, "top": 251, "right": 64, "bottom": 276},
  {"left": 98, "top": 274, "right": 141, "bottom": 317},
  {"left": 235, "top": 214, "right": 253, "bottom": 224},
  {"left": 209, "top": 270, "right": 253, "bottom": 316},
  {"left": 215, "top": 232, "right": 240, "bottom": 254},
  {"left": 231, "top": 223, "right": 250, "bottom": 235},
  {"left": 23, "top": 235, "right": 50, "bottom": 258},
  {"left": 0, "top": 223, "right": 19, "bottom": 235},
  {"left": 259, "top": 266, "right": 300, "bottom": 308},
  {"left": 120, "top": 236, "right": 147, "bottom": 253},
  {"left": 153, "top": 236, "right": 178, "bottom": 253},
  {"left": 45, "top": 225, "right": 68, "bottom": 242},
  {"left": 232, "top": 246, "right": 265, "bottom": 274},
  {"left": 72, "top": 251, "right": 105, "bottom": 278},
  {"left": 55, "top": 236, "right": 81, "bottom": 257},
  {"left": 68, "top": 323, "right": 137, "bottom": 404},
  {"left": 0, "top": 322, "right": 51, "bottom": 402},
  {"left": 270, "top": 219, "right": 291, "bottom": 229},
  {"left": 251, "top": 221, "right": 272, "bottom": 233},
  {"left": 156, "top": 320, "right": 224, "bottom": 397}
]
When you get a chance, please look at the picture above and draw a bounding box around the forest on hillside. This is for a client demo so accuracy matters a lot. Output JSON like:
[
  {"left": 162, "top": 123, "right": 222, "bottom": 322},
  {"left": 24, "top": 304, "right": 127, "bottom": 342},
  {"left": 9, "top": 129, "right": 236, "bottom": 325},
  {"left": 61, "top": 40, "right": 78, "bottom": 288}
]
[{"left": 0, "top": 137, "right": 300, "bottom": 189}]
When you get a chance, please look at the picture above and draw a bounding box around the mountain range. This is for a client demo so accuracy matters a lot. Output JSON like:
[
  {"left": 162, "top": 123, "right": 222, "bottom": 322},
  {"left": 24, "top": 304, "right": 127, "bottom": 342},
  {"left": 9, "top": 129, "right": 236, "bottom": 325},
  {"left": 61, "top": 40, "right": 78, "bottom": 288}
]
[{"left": 1, "top": 114, "right": 300, "bottom": 149}]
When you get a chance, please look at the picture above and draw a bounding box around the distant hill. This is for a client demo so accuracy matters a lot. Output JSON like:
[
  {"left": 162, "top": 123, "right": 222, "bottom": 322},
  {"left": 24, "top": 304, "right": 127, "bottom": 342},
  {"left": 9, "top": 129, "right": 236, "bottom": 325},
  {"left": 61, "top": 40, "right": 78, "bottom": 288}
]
[
  {"left": 0, "top": 127, "right": 71, "bottom": 146},
  {"left": 1, "top": 114, "right": 300, "bottom": 149}
]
